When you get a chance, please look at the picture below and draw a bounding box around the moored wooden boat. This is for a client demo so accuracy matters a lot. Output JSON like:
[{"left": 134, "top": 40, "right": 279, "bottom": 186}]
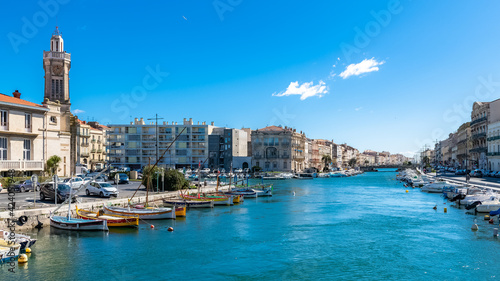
[
  {"left": 103, "top": 205, "right": 176, "bottom": 220},
  {"left": 163, "top": 198, "right": 214, "bottom": 208},
  {"left": 75, "top": 206, "right": 139, "bottom": 228},
  {"left": 225, "top": 190, "right": 258, "bottom": 198},
  {"left": 181, "top": 194, "right": 233, "bottom": 206},
  {"left": 50, "top": 216, "right": 109, "bottom": 231},
  {"left": 175, "top": 206, "right": 187, "bottom": 217}
]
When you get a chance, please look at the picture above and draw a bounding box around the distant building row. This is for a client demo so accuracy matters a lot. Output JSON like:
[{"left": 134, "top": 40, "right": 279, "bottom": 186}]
[{"left": 431, "top": 98, "right": 500, "bottom": 171}]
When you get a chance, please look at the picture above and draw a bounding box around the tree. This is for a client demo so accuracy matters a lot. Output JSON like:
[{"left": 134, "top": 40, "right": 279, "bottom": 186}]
[
  {"left": 142, "top": 165, "right": 189, "bottom": 191},
  {"left": 321, "top": 155, "right": 332, "bottom": 171},
  {"left": 348, "top": 158, "right": 357, "bottom": 167},
  {"left": 46, "top": 155, "right": 61, "bottom": 176}
]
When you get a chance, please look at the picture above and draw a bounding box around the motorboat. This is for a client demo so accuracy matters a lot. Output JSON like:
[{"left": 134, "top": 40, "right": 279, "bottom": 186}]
[
  {"left": 0, "top": 239, "right": 21, "bottom": 263},
  {"left": 1, "top": 230, "right": 36, "bottom": 251}
]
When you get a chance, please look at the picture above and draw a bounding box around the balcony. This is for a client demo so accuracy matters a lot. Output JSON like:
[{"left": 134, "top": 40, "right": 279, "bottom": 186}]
[
  {"left": 81, "top": 152, "right": 89, "bottom": 157},
  {"left": 81, "top": 143, "right": 89, "bottom": 147},
  {"left": 470, "top": 147, "right": 487, "bottom": 153},
  {"left": 488, "top": 136, "right": 500, "bottom": 142},
  {"left": 488, "top": 152, "right": 500, "bottom": 156},
  {"left": 91, "top": 149, "right": 96, "bottom": 153},
  {"left": 97, "top": 149, "right": 102, "bottom": 153},
  {"left": 472, "top": 132, "right": 487, "bottom": 140},
  {"left": 91, "top": 139, "right": 96, "bottom": 143},
  {"left": 43, "top": 51, "right": 71, "bottom": 60},
  {"left": 0, "top": 160, "right": 44, "bottom": 172},
  {"left": 471, "top": 116, "right": 487, "bottom": 126},
  {"left": 97, "top": 140, "right": 102, "bottom": 144}
]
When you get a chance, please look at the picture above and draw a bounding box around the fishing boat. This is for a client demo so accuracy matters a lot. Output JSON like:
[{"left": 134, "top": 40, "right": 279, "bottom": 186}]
[
  {"left": 0, "top": 239, "right": 21, "bottom": 263},
  {"left": 175, "top": 206, "right": 187, "bottom": 217},
  {"left": 163, "top": 198, "right": 214, "bottom": 208},
  {"left": 103, "top": 205, "right": 176, "bottom": 220},
  {"left": 50, "top": 216, "right": 109, "bottom": 231},
  {"left": 181, "top": 194, "right": 233, "bottom": 206},
  {"left": 224, "top": 190, "right": 258, "bottom": 198},
  {"left": 75, "top": 206, "right": 139, "bottom": 228},
  {"left": 1, "top": 230, "right": 37, "bottom": 251},
  {"left": 50, "top": 179, "right": 109, "bottom": 231},
  {"left": 233, "top": 185, "right": 273, "bottom": 197}
]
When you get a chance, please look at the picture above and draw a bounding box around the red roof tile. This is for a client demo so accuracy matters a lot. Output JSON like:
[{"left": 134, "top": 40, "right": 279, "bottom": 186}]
[{"left": 0, "top": 93, "right": 45, "bottom": 108}]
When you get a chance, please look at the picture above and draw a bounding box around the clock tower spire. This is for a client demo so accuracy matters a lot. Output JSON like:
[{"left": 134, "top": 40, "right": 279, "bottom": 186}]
[{"left": 43, "top": 26, "right": 71, "bottom": 104}]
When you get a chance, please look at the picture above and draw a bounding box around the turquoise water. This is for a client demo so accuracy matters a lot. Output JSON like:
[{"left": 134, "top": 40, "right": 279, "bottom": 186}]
[{"left": 3, "top": 171, "right": 500, "bottom": 280}]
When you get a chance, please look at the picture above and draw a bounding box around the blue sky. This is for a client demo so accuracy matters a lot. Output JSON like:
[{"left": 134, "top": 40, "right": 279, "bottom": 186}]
[{"left": 2, "top": 0, "right": 500, "bottom": 158}]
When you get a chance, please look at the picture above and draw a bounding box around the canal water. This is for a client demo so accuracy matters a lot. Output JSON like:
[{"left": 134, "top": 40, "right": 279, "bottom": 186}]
[{"left": 2, "top": 171, "right": 500, "bottom": 280}]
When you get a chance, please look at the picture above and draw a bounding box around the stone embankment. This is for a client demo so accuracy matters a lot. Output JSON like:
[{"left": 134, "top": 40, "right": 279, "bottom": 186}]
[{"left": 0, "top": 185, "right": 218, "bottom": 231}]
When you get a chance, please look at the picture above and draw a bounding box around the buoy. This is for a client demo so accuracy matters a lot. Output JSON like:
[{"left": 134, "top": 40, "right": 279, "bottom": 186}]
[
  {"left": 444, "top": 208, "right": 447, "bottom": 213},
  {"left": 471, "top": 224, "right": 479, "bottom": 231},
  {"left": 25, "top": 247, "right": 31, "bottom": 253},
  {"left": 18, "top": 254, "right": 28, "bottom": 263},
  {"left": 168, "top": 227, "right": 174, "bottom": 232},
  {"left": 489, "top": 219, "right": 494, "bottom": 224},
  {"left": 406, "top": 190, "right": 408, "bottom": 193},
  {"left": 150, "top": 225, "right": 155, "bottom": 229},
  {"left": 494, "top": 228, "right": 499, "bottom": 237},
  {"left": 293, "top": 191, "right": 295, "bottom": 196},
  {"left": 433, "top": 205, "right": 437, "bottom": 210},
  {"left": 485, "top": 215, "right": 491, "bottom": 220}
]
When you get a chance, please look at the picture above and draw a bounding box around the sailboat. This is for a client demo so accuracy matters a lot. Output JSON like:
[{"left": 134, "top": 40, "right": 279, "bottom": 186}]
[{"left": 50, "top": 179, "right": 108, "bottom": 231}]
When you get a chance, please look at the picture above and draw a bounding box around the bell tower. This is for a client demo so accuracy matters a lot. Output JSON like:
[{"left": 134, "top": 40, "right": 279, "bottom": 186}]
[{"left": 43, "top": 26, "right": 71, "bottom": 104}]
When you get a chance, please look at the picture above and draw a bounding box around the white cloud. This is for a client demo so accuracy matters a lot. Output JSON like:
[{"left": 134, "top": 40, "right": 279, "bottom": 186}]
[
  {"left": 355, "top": 107, "right": 363, "bottom": 111},
  {"left": 339, "top": 58, "right": 384, "bottom": 79},
  {"left": 183, "top": 16, "right": 187, "bottom": 20},
  {"left": 73, "top": 109, "right": 85, "bottom": 114},
  {"left": 273, "top": 81, "right": 328, "bottom": 100}
]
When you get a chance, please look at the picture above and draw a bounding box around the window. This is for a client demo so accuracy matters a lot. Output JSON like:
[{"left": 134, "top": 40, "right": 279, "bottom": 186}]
[
  {"left": 0, "top": 137, "right": 7, "bottom": 160},
  {"left": 0, "top": 110, "right": 7, "bottom": 126},
  {"left": 283, "top": 161, "right": 287, "bottom": 169},
  {"left": 25, "top": 113, "right": 31, "bottom": 129},
  {"left": 50, "top": 116, "right": 57, "bottom": 124},
  {"left": 23, "top": 139, "right": 31, "bottom": 160}
]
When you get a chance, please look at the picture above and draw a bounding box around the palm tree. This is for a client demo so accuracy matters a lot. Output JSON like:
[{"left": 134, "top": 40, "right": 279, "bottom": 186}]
[
  {"left": 46, "top": 155, "right": 61, "bottom": 176},
  {"left": 321, "top": 155, "right": 332, "bottom": 171},
  {"left": 348, "top": 157, "right": 357, "bottom": 167}
]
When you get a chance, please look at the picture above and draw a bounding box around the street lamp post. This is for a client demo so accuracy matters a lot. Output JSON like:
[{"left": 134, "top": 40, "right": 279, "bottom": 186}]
[{"left": 31, "top": 174, "right": 38, "bottom": 207}]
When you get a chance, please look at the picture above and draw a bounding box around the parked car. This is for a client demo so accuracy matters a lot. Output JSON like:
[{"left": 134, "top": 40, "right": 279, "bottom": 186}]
[
  {"left": 62, "top": 177, "right": 85, "bottom": 190},
  {"left": 95, "top": 175, "right": 108, "bottom": 182},
  {"left": 86, "top": 181, "right": 119, "bottom": 198},
  {"left": 12, "top": 180, "right": 40, "bottom": 192},
  {"left": 455, "top": 169, "right": 465, "bottom": 175},
  {"left": 39, "top": 182, "right": 77, "bottom": 203},
  {"left": 114, "top": 173, "right": 129, "bottom": 184},
  {"left": 470, "top": 169, "right": 483, "bottom": 178},
  {"left": 493, "top": 171, "right": 500, "bottom": 178},
  {"left": 0, "top": 182, "right": 2, "bottom": 192}
]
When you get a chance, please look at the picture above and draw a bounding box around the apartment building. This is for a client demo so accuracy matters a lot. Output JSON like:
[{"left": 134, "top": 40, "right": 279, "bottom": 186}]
[{"left": 108, "top": 118, "right": 216, "bottom": 170}]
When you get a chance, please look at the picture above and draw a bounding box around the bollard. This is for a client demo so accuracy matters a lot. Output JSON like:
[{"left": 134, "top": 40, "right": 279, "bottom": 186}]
[{"left": 444, "top": 208, "right": 447, "bottom": 213}]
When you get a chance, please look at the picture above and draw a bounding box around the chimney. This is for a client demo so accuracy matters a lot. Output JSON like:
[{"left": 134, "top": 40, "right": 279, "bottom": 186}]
[
  {"left": 202, "top": 122, "right": 206, "bottom": 125},
  {"left": 130, "top": 122, "right": 133, "bottom": 125},
  {"left": 163, "top": 121, "right": 166, "bottom": 125},
  {"left": 211, "top": 121, "right": 214, "bottom": 126},
  {"left": 12, "top": 90, "right": 21, "bottom": 99},
  {"left": 175, "top": 122, "right": 177, "bottom": 125}
]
